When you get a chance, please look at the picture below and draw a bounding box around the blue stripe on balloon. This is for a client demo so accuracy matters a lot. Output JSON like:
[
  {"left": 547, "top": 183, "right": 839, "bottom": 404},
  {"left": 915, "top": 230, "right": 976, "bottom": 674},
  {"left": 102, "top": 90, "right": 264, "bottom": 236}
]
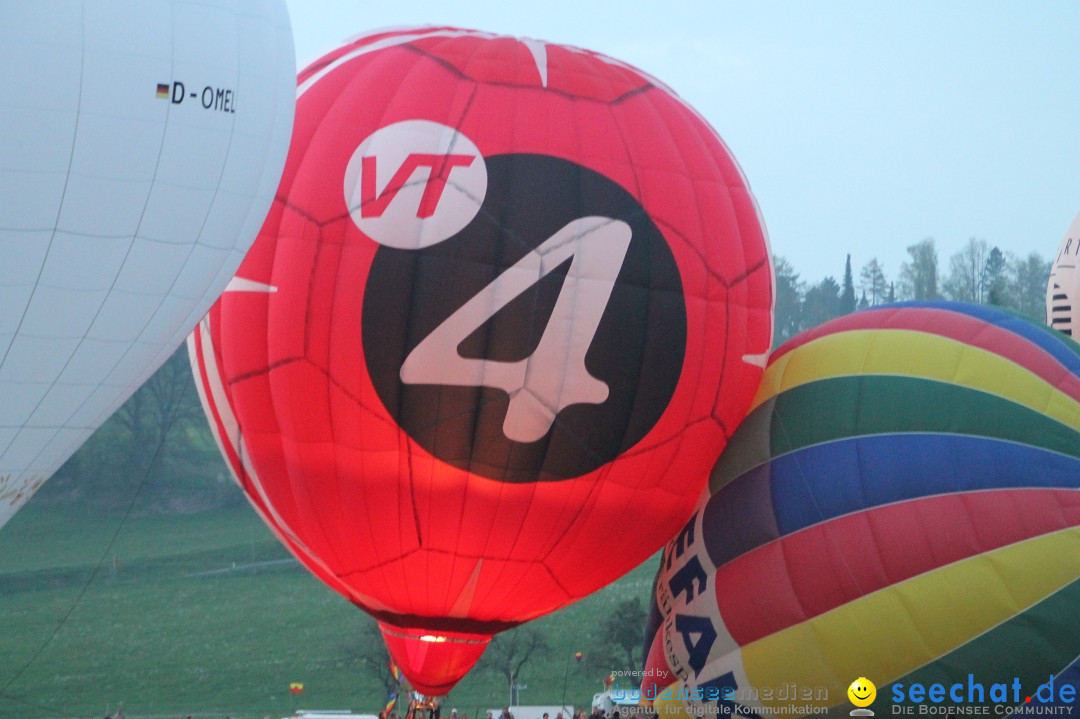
[{"left": 702, "top": 433, "right": 1080, "bottom": 569}]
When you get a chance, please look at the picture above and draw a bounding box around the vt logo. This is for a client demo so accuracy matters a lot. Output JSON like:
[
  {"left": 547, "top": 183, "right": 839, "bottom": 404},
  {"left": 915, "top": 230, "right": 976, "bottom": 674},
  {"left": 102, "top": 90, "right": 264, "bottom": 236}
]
[
  {"left": 359, "top": 152, "right": 476, "bottom": 219},
  {"left": 344, "top": 119, "right": 488, "bottom": 250}
]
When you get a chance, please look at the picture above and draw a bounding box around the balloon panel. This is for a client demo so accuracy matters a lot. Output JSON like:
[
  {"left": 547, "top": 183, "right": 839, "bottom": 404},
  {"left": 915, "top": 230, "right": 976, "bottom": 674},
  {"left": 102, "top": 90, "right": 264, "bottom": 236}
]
[
  {"left": 191, "top": 26, "right": 774, "bottom": 694},
  {"left": 1048, "top": 211, "right": 1080, "bottom": 337},
  {"left": 0, "top": 0, "right": 295, "bottom": 525},
  {"left": 644, "top": 302, "right": 1080, "bottom": 717}
]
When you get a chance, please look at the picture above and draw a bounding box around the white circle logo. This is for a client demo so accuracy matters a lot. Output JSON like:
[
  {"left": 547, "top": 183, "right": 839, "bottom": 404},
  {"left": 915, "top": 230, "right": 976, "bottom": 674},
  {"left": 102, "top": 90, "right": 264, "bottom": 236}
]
[{"left": 343, "top": 120, "right": 487, "bottom": 249}]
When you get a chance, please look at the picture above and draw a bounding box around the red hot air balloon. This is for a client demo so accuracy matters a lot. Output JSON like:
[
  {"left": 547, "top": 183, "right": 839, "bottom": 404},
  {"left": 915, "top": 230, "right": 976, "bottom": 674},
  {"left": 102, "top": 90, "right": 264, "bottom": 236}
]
[{"left": 189, "top": 26, "right": 773, "bottom": 695}]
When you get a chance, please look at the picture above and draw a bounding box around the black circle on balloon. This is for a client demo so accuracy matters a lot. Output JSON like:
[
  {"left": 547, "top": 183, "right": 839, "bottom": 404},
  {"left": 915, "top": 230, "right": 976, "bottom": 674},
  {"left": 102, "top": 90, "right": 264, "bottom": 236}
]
[{"left": 362, "top": 153, "right": 687, "bottom": 483}]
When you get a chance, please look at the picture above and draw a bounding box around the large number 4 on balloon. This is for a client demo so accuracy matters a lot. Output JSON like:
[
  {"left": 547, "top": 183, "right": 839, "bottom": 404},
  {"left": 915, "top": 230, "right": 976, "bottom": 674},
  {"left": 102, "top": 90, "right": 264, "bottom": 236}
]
[{"left": 400, "top": 216, "right": 631, "bottom": 443}]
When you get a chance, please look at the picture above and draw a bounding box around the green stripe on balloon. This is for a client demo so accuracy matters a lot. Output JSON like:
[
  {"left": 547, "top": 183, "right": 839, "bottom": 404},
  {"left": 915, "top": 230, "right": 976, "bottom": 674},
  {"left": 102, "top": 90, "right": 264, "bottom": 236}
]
[
  {"left": 888, "top": 575, "right": 1080, "bottom": 707},
  {"left": 712, "top": 376, "right": 1080, "bottom": 491}
]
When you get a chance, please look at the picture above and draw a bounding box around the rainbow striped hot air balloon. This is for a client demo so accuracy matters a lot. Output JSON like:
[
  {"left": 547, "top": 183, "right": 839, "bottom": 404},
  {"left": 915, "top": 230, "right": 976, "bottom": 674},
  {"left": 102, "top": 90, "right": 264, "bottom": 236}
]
[{"left": 641, "top": 302, "right": 1080, "bottom": 718}]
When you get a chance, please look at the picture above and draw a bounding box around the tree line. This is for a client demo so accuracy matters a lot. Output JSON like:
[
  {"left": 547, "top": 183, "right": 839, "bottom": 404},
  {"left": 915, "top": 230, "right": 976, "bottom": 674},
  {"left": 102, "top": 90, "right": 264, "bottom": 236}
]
[{"left": 773, "top": 237, "right": 1050, "bottom": 346}]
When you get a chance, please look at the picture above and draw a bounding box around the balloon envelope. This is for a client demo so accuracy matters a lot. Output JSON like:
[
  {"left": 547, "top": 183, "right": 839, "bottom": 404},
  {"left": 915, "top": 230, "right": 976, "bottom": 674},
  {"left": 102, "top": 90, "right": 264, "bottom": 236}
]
[
  {"left": 190, "top": 26, "right": 773, "bottom": 694},
  {"left": 0, "top": 0, "right": 295, "bottom": 526},
  {"left": 1048, "top": 211, "right": 1080, "bottom": 337},
  {"left": 644, "top": 302, "right": 1080, "bottom": 717}
]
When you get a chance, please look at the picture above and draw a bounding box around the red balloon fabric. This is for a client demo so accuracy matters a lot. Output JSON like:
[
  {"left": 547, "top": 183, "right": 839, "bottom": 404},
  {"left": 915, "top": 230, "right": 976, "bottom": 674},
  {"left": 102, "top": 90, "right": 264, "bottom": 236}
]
[{"left": 189, "top": 26, "right": 773, "bottom": 695}]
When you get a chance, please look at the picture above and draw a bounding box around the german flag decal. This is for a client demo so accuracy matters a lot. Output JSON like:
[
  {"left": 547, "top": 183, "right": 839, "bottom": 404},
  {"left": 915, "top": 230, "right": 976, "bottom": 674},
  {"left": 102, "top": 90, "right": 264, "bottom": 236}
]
[{"left": 156, "top": 83, "right": 169, "bottom": 99}]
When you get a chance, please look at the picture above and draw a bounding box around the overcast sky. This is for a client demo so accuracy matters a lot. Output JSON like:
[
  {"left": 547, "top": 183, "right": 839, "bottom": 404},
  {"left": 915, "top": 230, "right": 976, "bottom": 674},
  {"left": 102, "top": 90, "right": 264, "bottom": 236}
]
[{"left": 284, "top": 0, "right": 1080, "bottom": 284}]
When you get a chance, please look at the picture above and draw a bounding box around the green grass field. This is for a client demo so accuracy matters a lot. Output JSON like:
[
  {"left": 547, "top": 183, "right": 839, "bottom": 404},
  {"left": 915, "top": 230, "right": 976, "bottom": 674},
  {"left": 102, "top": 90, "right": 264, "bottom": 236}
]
[{"left": 0, "top": 502, "right": 657, "bottom": 719}]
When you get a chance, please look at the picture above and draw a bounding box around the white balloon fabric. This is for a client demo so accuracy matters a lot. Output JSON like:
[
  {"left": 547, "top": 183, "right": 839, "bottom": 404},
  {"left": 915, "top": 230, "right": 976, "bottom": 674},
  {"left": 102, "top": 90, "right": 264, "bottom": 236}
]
[
  {"left": 1048, "top": 211, "right": 1080, "bottom": 337},
  {"left": 0, "top": 0, "right": 295, "bottom": 527}
]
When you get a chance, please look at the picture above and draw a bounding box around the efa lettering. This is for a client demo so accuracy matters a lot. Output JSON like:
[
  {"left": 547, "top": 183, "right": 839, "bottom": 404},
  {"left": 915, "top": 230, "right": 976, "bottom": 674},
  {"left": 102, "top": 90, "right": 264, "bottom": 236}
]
[
  {"left": 360, "top": 153, "right": 475, "bottom": 218},
  {"left": 665, "top": 512, "right": 698, "bottom": 569},
  {"left": 674, "top": 614, "right": 717, "bottom": 677}
]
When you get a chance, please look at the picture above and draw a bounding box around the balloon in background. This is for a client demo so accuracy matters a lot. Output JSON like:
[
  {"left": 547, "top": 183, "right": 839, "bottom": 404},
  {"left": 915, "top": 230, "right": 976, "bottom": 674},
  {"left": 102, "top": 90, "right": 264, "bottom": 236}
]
[
  {"left": 1048, "top": 211, "right": 1080, "bottom": 337},
  {"left": 643, "top": 302, "right": 1080, "bottom": 717},
  {"left": 189, "top": 26, "right": 773, "bottom": 695},
  {"left": 0, "top": 0, "right": 295, "bottom": 526}
]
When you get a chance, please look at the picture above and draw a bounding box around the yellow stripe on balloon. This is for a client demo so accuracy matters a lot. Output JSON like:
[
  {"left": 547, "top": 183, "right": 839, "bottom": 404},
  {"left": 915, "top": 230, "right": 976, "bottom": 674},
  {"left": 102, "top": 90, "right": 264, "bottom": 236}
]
[
  {"left": 737, "top": 526, "right": 1080, "bottom": 708},
  {"left": 751, "top": 329, "right": 1080, "bottom": 432}
]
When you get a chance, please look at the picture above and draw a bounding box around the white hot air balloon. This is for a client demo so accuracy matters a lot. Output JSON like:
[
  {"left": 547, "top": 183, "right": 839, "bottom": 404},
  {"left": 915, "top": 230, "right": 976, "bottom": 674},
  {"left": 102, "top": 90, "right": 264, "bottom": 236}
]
[
  {"left": 1047, "top": 212, "right": 1080, "bottom": 337},
  {"left": 0, "top": 0, "right": 295, "bottom": 527}
]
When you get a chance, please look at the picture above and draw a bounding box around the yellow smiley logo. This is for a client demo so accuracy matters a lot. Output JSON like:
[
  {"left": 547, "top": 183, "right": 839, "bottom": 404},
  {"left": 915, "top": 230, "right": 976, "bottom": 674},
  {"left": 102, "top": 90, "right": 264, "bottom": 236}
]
[{"left": 848, "top": 677, "right": 877, "bottom": 707}]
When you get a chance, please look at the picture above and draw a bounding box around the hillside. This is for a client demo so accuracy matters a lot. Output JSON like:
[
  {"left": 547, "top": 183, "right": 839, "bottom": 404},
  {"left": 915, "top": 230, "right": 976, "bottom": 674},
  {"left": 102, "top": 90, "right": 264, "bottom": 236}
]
[{"left": 0, "top": 502, "right": 657, "bottom": 719}]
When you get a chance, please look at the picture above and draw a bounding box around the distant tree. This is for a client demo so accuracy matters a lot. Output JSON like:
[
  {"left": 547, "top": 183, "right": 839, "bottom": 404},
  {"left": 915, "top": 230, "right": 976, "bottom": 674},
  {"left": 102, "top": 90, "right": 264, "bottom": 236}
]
[
  {"left": 477, "top": 625, "right": 549, "bottom": 704},
  {"left": 802, "top": 276, "right": 842, "bottom": 330},
  {"left": 887, "top": 282, "right": 896, "bottom": 304},
  {"left": 1007, "top": 252, "right": 1052, "bottom": 322},
  {"left": 772, "top": 255, "right": 803, "bottom": 345},
  {"left": 46, "top": 346, "right": 210, "bottom": 505},
  {"left": 857, "top": 290, "right": 870, "bottom": 310},
  {"left": 840, "top": 255, "right": 857, "bottom": 314},
  {"left": 898, "top": 238, "right": 939, "bottom": 300},
  {"left": 858, "top": 258, "right": 888, "bottom": 306},
  {"left": 983, "top": 247, "right": 1008, "bottom": 306},
  {"left": 113, "top": 347, "right": 205, "bottom": 480},
  {"left": 339, "top": 618, "right": 398, "bottom": 694},
  {"left": 587, "top": 598, "right": 647, "bottom": 676},
  {"left": 943, "top": 237, "right": 991, "bottom": 303}
]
